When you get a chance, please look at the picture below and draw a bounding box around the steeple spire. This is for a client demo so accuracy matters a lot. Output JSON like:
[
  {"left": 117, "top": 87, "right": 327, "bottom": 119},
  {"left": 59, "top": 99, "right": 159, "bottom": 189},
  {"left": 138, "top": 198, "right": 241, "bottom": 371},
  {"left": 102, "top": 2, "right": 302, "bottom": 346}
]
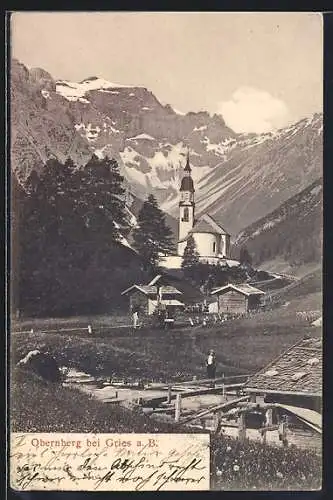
[{"left": 184, "top": 149, "right": 191, "bottom": 173}]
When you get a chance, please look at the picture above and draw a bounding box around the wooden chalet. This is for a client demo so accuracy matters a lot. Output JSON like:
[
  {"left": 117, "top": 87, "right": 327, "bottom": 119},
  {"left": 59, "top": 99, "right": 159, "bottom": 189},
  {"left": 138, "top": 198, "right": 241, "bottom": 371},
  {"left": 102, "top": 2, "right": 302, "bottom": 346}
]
[
  {"left": 210, "top": 283, "right": 265, "bottom": 314},
  {"left": 121, "top": 284, "right": 184, "bottom": 316},
  {"left": 148, "top": 273, "right": 203, "bottom": 304},
  {"left": 244, "top": 337, "right": 322, "bottom": 414}
]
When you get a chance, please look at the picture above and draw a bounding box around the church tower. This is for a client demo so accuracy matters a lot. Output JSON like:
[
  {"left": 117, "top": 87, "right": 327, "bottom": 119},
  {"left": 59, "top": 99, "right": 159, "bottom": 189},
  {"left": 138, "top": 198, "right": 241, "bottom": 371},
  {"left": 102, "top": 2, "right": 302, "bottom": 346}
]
[{"left": 178, "top": 152, "right": 195, "bottom": 255}]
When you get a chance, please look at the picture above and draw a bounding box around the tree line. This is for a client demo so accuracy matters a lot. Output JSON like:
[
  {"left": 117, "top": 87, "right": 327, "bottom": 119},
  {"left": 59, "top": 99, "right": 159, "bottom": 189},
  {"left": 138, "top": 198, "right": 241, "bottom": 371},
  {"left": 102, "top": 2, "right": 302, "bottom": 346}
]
[
  {"left": 11, "top": 153, "right": 264, "bottom": 317},
  {"left": 12, "top": 156, "right": 174, "bottom": 317}
]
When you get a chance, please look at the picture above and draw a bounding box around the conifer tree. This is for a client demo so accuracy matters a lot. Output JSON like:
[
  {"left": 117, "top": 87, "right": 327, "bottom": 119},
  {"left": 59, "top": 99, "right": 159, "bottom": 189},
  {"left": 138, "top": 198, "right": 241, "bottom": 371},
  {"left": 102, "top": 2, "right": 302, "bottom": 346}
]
[
  {"left": 77, "top": 155, "right": 128, "bottom": 244},
  {"left": 132, "top": 194, "right": 175, "bottom": 269},
  {"left": 181, "top": 234, "right": 200, "bottom": 280},
  {"left": 239, "top": 246, "right": 253, "bottom": 266}
]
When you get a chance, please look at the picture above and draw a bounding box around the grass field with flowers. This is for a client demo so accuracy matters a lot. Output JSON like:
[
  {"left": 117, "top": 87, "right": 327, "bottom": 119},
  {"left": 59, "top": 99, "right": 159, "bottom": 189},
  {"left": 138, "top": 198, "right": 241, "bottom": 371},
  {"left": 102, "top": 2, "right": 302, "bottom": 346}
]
[{"left": 11, "top": 368, "right": 321, "bottom": 491}]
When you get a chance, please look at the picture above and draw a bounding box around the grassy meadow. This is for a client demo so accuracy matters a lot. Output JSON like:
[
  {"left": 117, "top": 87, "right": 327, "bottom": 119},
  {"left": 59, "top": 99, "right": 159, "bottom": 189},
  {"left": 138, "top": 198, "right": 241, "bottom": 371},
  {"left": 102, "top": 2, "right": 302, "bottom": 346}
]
[
  {"left": 10, "top": 367, "right": 321, "bottom": 490},
  {"left": 11, "top": 304, "right": 321, "bottom": 381},
  {"left": 10, "top": 282, "right": 322, "bottom": 490}
]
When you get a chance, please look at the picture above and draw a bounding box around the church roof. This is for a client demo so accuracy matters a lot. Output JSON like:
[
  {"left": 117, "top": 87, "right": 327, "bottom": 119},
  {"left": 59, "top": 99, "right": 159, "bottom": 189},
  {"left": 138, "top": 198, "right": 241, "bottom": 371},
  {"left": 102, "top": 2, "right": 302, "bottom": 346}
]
[
  {"left": 180, "top": 176, "right": 195, "bottom": 192},
  {"left": 189, "top": 214, "right": 230, "bottom": 236}
]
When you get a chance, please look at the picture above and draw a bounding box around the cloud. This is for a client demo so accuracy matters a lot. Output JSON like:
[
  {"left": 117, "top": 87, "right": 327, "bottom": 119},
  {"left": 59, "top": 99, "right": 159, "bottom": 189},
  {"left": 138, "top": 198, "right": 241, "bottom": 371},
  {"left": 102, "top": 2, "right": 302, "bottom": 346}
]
[{"left": 218, "top": 87, "right": 290, "bottom": 133}]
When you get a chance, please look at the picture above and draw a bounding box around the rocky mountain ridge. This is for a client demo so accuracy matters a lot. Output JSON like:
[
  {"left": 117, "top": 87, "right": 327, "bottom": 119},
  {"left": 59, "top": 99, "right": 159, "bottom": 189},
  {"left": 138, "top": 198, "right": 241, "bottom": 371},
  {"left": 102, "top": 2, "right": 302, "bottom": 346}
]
[{"left": 11, "top": 59, "right": 322, "bottom": 236}]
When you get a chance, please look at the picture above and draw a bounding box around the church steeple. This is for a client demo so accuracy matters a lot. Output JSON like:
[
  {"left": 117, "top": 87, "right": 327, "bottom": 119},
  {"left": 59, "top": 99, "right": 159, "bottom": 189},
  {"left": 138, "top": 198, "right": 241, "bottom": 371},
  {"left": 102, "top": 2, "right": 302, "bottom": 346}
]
[
  {"left": 178, "top": 151, "right": 195, "bottom": 253},
  {"left": 180, "top": 151, "right": 195, "bottom": 193},
  {"left": 184, "top": 150, "right": 191, "bottom": 173}
]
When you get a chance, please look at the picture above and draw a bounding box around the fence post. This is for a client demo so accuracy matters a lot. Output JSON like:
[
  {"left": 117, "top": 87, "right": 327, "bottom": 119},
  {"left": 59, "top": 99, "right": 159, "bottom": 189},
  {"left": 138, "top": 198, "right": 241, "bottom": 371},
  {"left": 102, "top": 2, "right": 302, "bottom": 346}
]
[
  {"left": 266, "top": 408, "right": 273, "bottom": 426},
  {"left": 279, "top": 421, "right": 288, "bottom": 447},
  {"left": 167, "top": 385, "right": 172, "bottom": 404},
  {"left": 261, "top": 428, "right": 267, "bottom": 445},
  {"left": 175, "top": 394, "right": 182, "bottom": 422},
  {"left": 238, "top": 412, "right": 246, "bottom": 442}
]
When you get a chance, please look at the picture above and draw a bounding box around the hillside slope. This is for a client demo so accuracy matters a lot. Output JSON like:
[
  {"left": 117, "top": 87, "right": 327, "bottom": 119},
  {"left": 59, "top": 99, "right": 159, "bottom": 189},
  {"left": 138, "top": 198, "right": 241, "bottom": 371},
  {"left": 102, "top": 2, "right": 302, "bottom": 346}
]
[
  {"left": 270, "top": 268, "right": 322, "bottom": 303},
  {"left": 232, "top": 179, "right": 322, "bottom": 272},
  {"left": 179, "top": 114, "right": 323, "bottom": 234}
]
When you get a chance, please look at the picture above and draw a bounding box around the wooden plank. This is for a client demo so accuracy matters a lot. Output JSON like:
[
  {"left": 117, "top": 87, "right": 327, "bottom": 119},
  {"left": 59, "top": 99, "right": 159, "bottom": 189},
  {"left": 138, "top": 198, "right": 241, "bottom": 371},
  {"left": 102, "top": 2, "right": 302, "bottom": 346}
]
[
  {"left": 140, "top": 385, "right": 233, "bottom": 408},
  {"left": 294, "top": 347, "right": 322, "bottom": 352},
  {"left": 146, "top": 407, "right": 193, "bottom": 415},
  {"left": 148, "top": 375, "right": 250, "bottom": 390},
  {"left": 181, "top": 396, "right": 249, "bottom": 424},
  {"left": 245, "top": 388, "right": 321, "bottom": 397},
  {"left": 259, "top": 425, "right": 279, "bottom": 433}
]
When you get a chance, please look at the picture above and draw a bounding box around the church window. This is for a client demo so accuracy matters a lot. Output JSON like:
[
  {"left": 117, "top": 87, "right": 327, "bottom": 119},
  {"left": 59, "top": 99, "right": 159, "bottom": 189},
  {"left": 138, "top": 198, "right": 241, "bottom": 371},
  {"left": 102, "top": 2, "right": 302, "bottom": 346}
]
[
  {"left": 213, "top": 242, "right": 216, "bottom": 253},
  {"left": 183, "top": 207, "right": 189, "bottom": 222}
]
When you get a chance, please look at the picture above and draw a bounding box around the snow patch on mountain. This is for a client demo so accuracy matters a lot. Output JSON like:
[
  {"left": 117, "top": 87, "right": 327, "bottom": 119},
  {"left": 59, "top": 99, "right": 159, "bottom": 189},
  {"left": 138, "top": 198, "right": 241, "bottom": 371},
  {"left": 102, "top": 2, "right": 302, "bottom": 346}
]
[
  {"left": 75, "top": 121, "right": 120, "bottom": 143},
  {"left": 124, "top": 205, "right": 138, "bottom": 227},
  {"left": 119, "top": 142, "right": 212, "bottom": 204},
  {"left": 41, "top": 89, "right": 51, "bottom": 99},
  {"left": 194, "top": 125, "right": 208, "bottom": 132},
  {"left": 202, "top": 136, "right": 232, "bottom": 157},
  {"left": 129, "top": 133, "right": 155, "bottom": 141},
  {"left": 123, "top": 162, "right": 149, "bottom": 188},
  {"left": 173, "top": 108, "right": 186, "bottom": 116},
  {"left": 309, "top": 185, "right": 322, "bottom": 197},
  {"left": 75, "top": 123, "right": 101, "bottom": 142},
  {"left": 120, "top": 147, "right": 141, "bottom": 167},
  {"left": 56, "top": 77, "right": 136, "bottom": 102}
]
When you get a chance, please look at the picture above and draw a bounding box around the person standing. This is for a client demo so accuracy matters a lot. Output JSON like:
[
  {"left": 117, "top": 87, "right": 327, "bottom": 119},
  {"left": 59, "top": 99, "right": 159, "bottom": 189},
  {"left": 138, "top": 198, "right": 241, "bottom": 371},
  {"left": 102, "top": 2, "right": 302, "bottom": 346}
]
[
  {"left": 206, "top": 350, "right": 216, "bottom": 380},
  {"left": 133, "top": 309, "right": 139, "bottom": 329}
]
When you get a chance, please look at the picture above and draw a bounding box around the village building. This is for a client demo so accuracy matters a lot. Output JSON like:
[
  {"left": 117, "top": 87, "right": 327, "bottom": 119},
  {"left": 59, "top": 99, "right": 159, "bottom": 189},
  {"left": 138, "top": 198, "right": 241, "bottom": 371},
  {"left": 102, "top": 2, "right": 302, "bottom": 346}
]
[
  {"left": 159, "top": 153, "right": 239, "bottom": 270},
  {"left": 148, "top": 273, "right": 203, "bottom": 304},
  {"left": 245, "top": 337, "right": 322, "bottom": 414},
  {"left": 121, "top": 283, "right": 184, "bottom": 316},
  {"left": 242, "top": 337, "right": 322, "bottom": 448},
  {"left": 209, "top": 283, "right": 265, "bottom": 314},
  {"left": 215, "top": 337, "right": 322, "bottom": 450}
]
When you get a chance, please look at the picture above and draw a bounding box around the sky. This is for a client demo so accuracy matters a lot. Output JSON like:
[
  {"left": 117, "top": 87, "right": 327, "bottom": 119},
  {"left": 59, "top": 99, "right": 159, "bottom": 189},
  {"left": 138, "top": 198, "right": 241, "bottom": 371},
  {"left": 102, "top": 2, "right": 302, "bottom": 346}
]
[{"left": 11, "top": 12, "right": 323, "bottom": 133}]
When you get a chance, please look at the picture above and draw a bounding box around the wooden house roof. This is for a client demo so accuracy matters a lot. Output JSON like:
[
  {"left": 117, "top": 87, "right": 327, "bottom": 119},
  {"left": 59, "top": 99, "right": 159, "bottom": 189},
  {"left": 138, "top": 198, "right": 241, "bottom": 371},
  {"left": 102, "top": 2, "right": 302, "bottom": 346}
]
[
  {"left": 211, "top": 283, "right": 265, "bottom": 296},
  {"left": 121, "top": 284, "right": 182, "bottom": 296},
  {"left": 148, "top": 273, "right": 203, "bottom": 303},
  {"left": 245, "top": 337, "right": 322, "bottom": 397},
  {"left": 148, "top": 275, "right": 163, "bottom": 286}
]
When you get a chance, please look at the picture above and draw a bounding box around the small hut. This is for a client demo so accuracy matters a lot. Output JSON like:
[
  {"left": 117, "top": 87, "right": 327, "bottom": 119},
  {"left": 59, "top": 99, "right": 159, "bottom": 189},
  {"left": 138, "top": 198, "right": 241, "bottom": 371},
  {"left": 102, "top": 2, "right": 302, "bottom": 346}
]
[
  {"left": 235, "top": 337, "right": 323, "bottom": 449},
  {"left": 148, "top": 273, "right": 203, "bottom": 305},
  {"left": 244, "top": 337, "right": 322, "bottom": 414},
  {"left": 210, "top": 283, "right": 265, "bottom": 314},
  {"left": 121, "top": 284, "right": 184, "bottom": 316}
]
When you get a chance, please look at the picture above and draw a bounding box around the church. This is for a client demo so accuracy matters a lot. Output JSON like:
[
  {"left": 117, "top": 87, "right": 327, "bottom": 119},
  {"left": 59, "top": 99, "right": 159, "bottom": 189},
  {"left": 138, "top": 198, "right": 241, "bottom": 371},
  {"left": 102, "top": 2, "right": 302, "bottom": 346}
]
[{"left": 160, "top": 153, "right": 234, "bottom": 270}]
